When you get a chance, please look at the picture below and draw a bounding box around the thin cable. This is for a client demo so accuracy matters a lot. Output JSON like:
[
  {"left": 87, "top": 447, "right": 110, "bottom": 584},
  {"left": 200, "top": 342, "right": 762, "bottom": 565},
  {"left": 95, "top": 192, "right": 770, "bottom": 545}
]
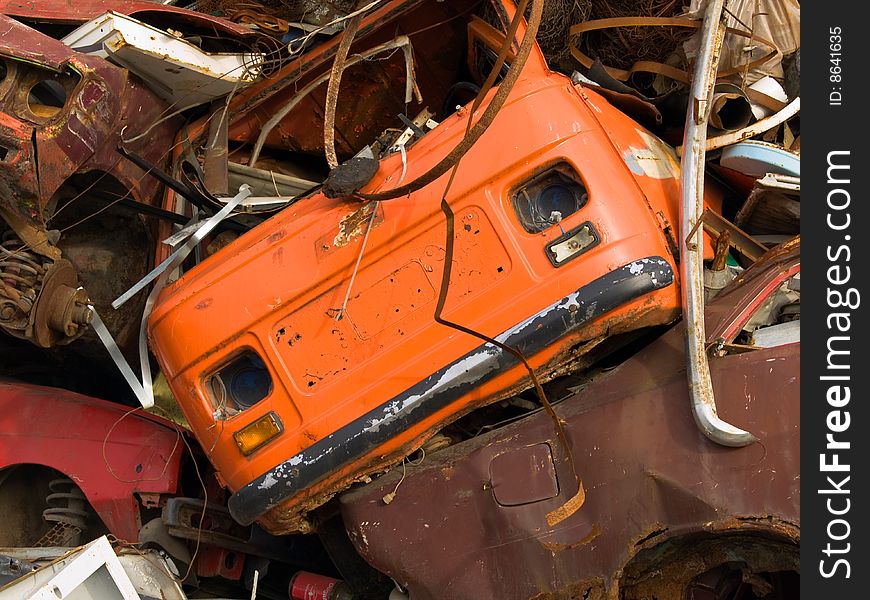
[
  {"left": 45, "top": 103, "right": 231, "bottom": 239},
  {"left": 417, "top": 0, "right": 585, "bottom": 525},
  {"left": 177, "top": 427, "right": 208, "bottom": 583},
  {"left": 204, "top": 0, "right": 460, "bottom": 143},
  {"left": 46, "top": 31, "right": 277, "bottom": 227},
  {"left": 124, "top": 77, "right": 243, "bottom": 146},
  {"left": 381, "top": 457, "right": 406, "bottom": 504},
  {"left": 54, "top": 129, "right": 205, "bottom": 236},
  {"left": 334, "top": 201, "right": 379, "bottom": 321},
  {"left": 145, "top": 401, "right": 210, "bottom": 584},
  {"left": 249, "top": 35, "right": 418, "bottom": 167},
  {"left": 47, "top": 155, "right": 125, "bottom": 223},
  {"left": 99, "top": 402, "right": 207, "bottom": 584},
  {"left": 404, "top": 2, "right": 481, "bottom": 39},
  {"left": 101, "top": 406, "right": 182, "bottom": 484}
]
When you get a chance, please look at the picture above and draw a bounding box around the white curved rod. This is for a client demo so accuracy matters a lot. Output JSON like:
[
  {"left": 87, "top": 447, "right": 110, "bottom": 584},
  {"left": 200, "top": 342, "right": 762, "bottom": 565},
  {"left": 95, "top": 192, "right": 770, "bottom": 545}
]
[{"left": 680, "top": 0, "right": 757, "bottom": 448}]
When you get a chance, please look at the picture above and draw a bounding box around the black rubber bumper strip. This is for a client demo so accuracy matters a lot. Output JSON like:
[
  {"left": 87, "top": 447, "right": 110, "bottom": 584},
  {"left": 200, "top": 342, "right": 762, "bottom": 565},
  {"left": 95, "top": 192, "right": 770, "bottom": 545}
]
[{"left": 228, "top": 256, "right": 674, "bottom": 525}]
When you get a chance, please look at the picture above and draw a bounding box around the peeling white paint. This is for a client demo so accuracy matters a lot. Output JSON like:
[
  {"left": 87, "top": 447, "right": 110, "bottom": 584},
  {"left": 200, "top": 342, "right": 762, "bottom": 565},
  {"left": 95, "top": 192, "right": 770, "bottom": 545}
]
[
  {"left": 366, "top": 349, "right": 499, "bottom": 433},
  {"left": 258, "top": 474, "right": 278, "bottom": 490},
  {"left": 622, "top": 130, "right": 681, "bottom": 180}
]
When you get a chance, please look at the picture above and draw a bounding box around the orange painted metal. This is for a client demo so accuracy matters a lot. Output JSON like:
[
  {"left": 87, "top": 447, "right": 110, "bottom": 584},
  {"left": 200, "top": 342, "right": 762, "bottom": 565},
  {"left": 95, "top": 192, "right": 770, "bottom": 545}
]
[{"left": 148, "top": 27, "right": 721, "bottom": 534}]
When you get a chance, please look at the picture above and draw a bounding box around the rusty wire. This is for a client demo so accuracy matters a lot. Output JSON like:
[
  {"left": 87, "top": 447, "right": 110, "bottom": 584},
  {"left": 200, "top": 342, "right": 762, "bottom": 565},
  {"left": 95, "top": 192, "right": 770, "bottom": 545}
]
[
  {"left": 176, "top": 424, "right": 209, "bottom": 583},
  {"left": 323, "top": 13, "right": 363, "bottom": 170},
  {"left": 353, "top": 0, "right": 543, "bottom": 201},
  {"left": 420, "top": 0, "right": 586, "bottom": 525}
]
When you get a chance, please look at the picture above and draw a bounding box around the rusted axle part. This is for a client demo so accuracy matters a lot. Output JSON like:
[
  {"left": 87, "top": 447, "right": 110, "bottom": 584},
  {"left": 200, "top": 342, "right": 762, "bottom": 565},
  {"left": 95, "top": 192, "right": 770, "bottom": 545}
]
[{"left": 679, "top": 0, "right": 756, "bottom": 447}]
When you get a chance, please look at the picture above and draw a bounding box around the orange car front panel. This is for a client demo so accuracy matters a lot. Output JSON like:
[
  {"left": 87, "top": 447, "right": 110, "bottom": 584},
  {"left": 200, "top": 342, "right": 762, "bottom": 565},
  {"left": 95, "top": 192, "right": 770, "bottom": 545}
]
[{"left": 149, "top": 46, "right": 718, "bottom": 533}]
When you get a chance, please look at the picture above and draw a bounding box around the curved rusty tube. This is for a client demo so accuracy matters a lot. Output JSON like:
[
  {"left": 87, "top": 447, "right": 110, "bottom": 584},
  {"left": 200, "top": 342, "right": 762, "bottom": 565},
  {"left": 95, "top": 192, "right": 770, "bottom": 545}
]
[
  {"left": 680, "top": 0, "right": 756, "bottom": 447},
  {"left": 248, "top": 35, "right": 417, "bottom": 168},
  {"left": 676, "top": 96, "right": 800, "bottom": 155},
  {"left": 323, "top": 14, "right": 363, "bottom": 170},
  {"left": 703, "top": 96, "right": 800, "bottom": 152}
]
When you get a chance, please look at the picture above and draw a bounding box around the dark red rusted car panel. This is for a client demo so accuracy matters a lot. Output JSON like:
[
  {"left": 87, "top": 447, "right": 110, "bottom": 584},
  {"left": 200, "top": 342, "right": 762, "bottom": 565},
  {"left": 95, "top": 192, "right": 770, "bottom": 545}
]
[
  {"left": 0, "top": 381, "right": 182, "bottom": 542},
  {"left": 0, "top": 14, "right": 175, "bottom": 229},
  {"left": 1, "top": 14, "right": 180, "bottom": 352},
  {"left": 339, "top": 242, "right": 800, "bottom": 600}
]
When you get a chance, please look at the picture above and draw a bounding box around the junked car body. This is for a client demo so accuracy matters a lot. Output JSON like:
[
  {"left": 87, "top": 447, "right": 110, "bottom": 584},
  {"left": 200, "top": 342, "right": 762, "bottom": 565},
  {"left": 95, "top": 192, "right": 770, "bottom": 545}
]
[
  {"left": 0, "top": 1, "right": 266, "bottom": 396},
  {"left": 0, "top": 380, "right": 334, "bottom": 589},
  {"left": 0, "top": 0, "right": 799, "bottom": 597},
  {"left": 339, "top": 238, "right": 800, "bottom": 600},
  {"left": 0, "top": 380, "right": 182, "bottom": 545},
  {"left": 147, "top": 0, "right": 725, "bottom": 535},
  {"left": 0, "top": 13, "right": 177, "bottom": 363}
]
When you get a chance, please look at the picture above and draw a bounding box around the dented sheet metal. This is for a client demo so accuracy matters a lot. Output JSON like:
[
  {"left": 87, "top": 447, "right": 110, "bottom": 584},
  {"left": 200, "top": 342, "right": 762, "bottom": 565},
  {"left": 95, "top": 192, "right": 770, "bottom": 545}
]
[
  {"left": 228, "top": 257, "right": 674, "bottom": 526},
  {"left": 0, "top": 15, "right": 177, "bottom": 353},
  {"left": 339, "top": 242, "right": 801, "bottom": 600},
  {"left": 149, "top": 66, "right": 699, "bottom": 535},
  {"left": 0, "top": 14, "right": 174, "bottom": 225},
  {"left": 0, "top": 382, "right": 182, "bottom": 542}
]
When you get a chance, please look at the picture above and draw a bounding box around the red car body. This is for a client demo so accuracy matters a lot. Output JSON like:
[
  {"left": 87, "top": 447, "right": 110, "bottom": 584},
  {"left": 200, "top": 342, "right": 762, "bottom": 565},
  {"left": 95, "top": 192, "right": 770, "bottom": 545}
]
[{"left": 0, "top": 382, "right": 182, "bottom": 542}]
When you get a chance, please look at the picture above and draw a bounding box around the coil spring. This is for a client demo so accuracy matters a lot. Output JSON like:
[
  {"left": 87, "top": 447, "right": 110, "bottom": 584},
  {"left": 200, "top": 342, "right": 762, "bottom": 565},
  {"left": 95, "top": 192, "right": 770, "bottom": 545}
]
[
  {"left": 0, "top": 230, "right": 46, "bottom": 330},
  {"left": 42, "top": 477, "right": 90, "bottom": 530}
]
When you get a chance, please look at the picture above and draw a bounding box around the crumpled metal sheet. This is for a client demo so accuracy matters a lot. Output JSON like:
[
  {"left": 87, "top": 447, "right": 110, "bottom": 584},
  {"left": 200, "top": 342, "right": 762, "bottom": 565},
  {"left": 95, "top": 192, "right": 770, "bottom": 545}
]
[{"left": 338, "top": 244, "right": 800, "bottom": 600}]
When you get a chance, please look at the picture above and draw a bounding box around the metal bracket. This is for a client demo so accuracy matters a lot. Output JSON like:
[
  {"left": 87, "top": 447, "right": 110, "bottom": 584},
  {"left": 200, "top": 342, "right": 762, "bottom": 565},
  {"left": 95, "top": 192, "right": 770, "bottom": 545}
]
[{"left": 698, "top": 208, "right": 768, "bottom": 263}]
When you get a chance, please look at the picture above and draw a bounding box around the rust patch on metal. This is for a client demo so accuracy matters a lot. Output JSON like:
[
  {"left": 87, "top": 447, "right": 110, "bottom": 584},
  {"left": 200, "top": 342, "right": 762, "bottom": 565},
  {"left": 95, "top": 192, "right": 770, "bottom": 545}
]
[
  {"left": 542, "top": 524, "right": 602, "bottom": 553},
  {"left": 257, "top": 427, "right": 443, "bottom": 535},
  {"left": 336, "top": 244, "right": 799, "bottom": 599},
  {"left": 272, "top": 247, "right": 284, "bottom": 266},
  {"left": 1, "top": 14, "right": 177, "bottom": 358},
  {"left": 546, "top": 483, "right": 586, "bottom": 527},
  {"left": 332, "top": 201, "right": 383, "bottom": 248},
  {"left": 632, "top": 525, "right": 669, "bottom": 548},
  {"left": 619, "top": 528, "right": 799, "bottom": 600}
]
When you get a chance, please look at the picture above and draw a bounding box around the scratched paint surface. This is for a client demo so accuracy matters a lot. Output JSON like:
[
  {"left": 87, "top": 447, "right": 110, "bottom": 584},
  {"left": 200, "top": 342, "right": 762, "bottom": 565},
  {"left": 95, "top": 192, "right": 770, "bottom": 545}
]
[{"left": 269, "top": 205, "right": 510, "bottom": 395}]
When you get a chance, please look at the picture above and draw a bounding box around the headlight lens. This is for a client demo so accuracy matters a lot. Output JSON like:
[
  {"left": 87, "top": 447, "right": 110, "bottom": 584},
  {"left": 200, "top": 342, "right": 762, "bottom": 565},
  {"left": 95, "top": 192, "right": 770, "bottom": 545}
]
[
  {"left": 511, "top": 163, "right": 589, "bottom": 233},
  {"left": 208, "top": 350, "right": 273, "bottom": 414}
]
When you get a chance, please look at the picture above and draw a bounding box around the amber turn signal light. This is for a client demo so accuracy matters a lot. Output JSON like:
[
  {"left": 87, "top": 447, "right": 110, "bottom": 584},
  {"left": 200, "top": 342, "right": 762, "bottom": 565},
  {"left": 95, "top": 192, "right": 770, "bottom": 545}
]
[{"left": 233, "top": 412, "right": 283, "bottom": 456}]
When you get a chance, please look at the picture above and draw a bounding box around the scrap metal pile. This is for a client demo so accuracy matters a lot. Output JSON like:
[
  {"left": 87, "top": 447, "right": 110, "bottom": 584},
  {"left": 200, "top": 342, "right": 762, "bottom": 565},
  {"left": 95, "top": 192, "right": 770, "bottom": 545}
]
[{"left": 0, "top": 0, "right": 800, "bottom": 598}]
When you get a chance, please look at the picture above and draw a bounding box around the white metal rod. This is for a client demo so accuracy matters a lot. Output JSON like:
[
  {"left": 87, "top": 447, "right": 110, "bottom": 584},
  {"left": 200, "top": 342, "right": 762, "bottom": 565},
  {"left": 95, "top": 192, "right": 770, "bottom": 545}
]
[{"left": 680, "top": 0, "right": 756, "bottom": 447}]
